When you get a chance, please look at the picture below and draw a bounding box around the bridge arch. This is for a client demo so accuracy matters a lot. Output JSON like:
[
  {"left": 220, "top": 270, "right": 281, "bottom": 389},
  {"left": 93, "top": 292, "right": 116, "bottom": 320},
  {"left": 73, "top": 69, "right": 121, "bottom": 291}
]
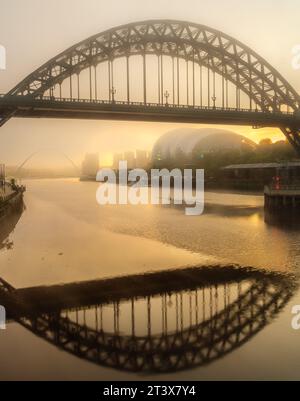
[
  {"left": 2, "top": 20, "right": 300, "bottom": 151},
  {"left": 7, "top": 20, "right": 300, "bottom": 113},
  {"left": 0, "top": 265, "right": 296, "bottom": 374}
]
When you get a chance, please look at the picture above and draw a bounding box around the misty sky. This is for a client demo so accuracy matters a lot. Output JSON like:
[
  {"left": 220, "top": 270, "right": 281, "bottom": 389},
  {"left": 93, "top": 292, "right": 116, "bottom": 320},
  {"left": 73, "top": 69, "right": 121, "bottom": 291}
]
[{"left": 0, "top": 0, "right": 299, "bottom": 168}]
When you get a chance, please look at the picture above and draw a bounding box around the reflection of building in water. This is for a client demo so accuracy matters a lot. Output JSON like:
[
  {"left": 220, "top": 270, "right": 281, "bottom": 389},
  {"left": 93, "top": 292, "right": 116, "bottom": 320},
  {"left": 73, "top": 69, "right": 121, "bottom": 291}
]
[
  {"left": 81, "top": 153, "right": 99, "bottom": 181},
  {"left": 0, "top": 265, "right": 296, "bottom": 374}
]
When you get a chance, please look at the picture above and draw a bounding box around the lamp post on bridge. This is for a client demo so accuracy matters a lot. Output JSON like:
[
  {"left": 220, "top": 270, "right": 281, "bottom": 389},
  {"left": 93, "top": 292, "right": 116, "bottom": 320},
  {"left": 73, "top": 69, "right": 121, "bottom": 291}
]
[
  {"left": 212, "top": 95, "right": 217, "bottom": 109},
  {"left": 164, "top": 90, "right": 170, "bottom": 106},
  {"left": 50, "top": 87, "right": 55, "bottom": 101},
  {"left": 110, "top": 87, "right": 116, "bottom": 103}
]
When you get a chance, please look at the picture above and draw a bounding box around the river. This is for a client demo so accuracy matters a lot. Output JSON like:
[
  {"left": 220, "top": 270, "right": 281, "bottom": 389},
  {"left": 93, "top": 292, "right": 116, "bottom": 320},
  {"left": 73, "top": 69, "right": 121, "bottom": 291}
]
[{"left": 0, "top": 178, "right": 300, "bottom": 380}]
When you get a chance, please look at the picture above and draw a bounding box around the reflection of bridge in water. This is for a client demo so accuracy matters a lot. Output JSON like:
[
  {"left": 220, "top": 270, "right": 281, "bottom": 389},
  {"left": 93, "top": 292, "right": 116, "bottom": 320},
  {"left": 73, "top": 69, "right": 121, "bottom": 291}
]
[{"left": 0, "top": 265, "right": 296, "bottom": 373}]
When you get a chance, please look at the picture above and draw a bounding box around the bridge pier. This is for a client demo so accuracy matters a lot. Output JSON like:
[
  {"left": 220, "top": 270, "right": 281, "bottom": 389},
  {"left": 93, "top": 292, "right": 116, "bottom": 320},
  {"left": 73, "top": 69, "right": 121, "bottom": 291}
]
[
  {"left": 264, "top": 183, "right": 300, "bottom": 226},
  {"left": 281, "top": 127, "right": 300, "bottom": 157},
  {"left": 264, "top": 185, "right": 300, "bottom": 210}
]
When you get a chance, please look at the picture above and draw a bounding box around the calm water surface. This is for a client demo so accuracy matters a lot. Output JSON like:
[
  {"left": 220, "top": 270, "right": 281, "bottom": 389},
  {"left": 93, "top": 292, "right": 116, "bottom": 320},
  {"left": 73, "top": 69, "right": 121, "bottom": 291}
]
[{"left": 1, "top": 179, "right": 300, "bottom": 380}]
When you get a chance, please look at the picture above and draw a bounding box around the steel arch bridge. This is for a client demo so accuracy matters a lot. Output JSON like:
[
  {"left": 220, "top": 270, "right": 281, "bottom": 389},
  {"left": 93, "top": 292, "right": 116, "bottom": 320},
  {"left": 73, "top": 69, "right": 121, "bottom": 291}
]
[
  {"left": 14, "top": 150, "right": 80, "bottom": 177},
  {"left": 0, "top": 265, "right": 297, "bottom": 374},
  {"left": 1, "top": 20, "right": 300, "bottom": 151}
]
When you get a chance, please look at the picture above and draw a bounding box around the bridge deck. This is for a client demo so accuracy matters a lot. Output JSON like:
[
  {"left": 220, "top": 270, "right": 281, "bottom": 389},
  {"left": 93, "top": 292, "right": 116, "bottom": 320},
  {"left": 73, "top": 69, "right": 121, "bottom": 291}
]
[
  {"left": 1, "top": 266, "right": 284, "bottom": 317},
  {"left": 1, "top": 96, "right": 299, "bottom": 127}
]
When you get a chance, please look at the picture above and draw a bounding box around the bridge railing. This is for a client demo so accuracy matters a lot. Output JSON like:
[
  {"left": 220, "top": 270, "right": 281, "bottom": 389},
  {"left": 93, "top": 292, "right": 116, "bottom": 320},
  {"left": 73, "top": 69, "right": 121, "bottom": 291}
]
[
  {"left": 36, "top": 96, "right": 297, "bottom": 115},
  {"left": 0, "top": 93, "right": 296, "bottom": 116}
]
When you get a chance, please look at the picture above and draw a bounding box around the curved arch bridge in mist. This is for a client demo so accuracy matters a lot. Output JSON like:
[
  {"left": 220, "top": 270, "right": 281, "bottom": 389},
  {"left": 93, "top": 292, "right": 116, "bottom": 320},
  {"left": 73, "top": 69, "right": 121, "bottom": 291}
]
[
  {"left": 0, "top": 20, "right": 300, "bottom": 152},
  {"left": 0, "top": 265, "right": 297, "bottom": 374}
]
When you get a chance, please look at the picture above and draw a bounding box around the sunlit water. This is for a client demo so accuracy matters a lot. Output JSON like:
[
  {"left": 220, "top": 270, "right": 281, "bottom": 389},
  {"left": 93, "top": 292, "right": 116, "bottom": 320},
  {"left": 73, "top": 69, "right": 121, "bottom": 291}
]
[{"left": 1, "top": 179, "right": 300, "bottom": 380}]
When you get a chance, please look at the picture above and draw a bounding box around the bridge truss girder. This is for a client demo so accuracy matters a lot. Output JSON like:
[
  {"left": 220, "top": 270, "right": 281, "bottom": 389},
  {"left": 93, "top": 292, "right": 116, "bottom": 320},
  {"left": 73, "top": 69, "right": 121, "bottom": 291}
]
[
  {"left": 1, "top": 20, "right": 300, "bottom": 153},
  {"left": 7, "top": 20, "right": 300, "bottom": 112}
]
